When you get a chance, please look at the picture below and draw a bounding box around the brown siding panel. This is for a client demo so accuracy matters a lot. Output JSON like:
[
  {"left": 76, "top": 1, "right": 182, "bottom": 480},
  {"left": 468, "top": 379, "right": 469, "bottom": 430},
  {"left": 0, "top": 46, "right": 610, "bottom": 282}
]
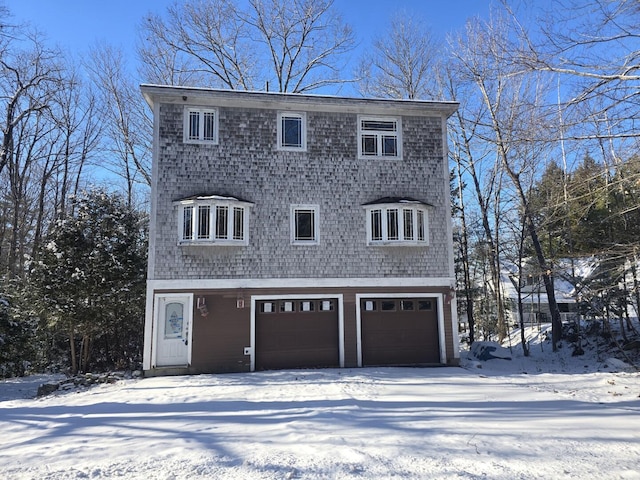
[{"left": 191, "top": 294, "right": 251, "bottom": 373}]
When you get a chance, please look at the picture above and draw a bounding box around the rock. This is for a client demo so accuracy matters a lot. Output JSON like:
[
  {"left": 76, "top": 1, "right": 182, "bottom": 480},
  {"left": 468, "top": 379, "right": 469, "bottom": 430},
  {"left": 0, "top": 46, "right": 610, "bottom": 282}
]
[
  {"left": 470, "top": 341, "right": 512, "bottom": 361},
  {"left": 36, "top": 383, "right": 60, "bottom": 397},
  {"left": 622, "top": 340, "right": 640, "bottom": 350}
]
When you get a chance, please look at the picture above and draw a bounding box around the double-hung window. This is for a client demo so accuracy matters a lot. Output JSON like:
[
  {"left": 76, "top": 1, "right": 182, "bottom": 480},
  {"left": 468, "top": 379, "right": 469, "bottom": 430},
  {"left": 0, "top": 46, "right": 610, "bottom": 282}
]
[
  {"left": 277, "top": 112, "right": 306, "bottom": 151},
  {"left": 290, "top": 204, "right": 319, "bottom": 245},
  {"left": 184, "top": 107, "right": 218, "bottom": 144},
  {"left": 358, "top": 116, "right": 402, "bottom": 159},
  {"left": 364, "top": 200, "right": 428, "bottom": 246},
  {"left": 177, "top": 195, "right": 252, "bottom": 245}
]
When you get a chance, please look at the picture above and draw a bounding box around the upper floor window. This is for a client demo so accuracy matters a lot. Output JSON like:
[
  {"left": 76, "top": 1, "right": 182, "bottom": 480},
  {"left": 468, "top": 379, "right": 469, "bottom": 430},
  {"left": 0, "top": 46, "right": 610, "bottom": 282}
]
[
  {"left": 291, "top": 204, "right": 319, "bottom": 245},
  {"left": 364, "top": 199, "right": 428, "bottom": 246},
  {"left": 176, "top": 195, "right": 252, "bottom": 245},
  {"left": 358, "top": 116, "right": 402, "bottom": 159},
  {"left": 184, "top": 107, "right": 218, "bottom": 144},
  {"left": 278, "top": 112, "right": 306, "bottom": 151}
]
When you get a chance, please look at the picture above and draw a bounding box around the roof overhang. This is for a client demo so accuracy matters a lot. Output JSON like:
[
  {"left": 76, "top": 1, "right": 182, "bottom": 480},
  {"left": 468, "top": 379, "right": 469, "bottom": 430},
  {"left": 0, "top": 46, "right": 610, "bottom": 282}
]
[{"left": 140, "top": 84, "right": 459, "bottom": 118}]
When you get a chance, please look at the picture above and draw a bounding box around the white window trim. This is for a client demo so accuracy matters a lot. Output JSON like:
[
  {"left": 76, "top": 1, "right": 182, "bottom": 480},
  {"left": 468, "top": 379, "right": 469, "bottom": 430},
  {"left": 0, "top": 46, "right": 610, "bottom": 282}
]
[
  {"left": 184, "top": 107, "right": 219, "bottom": 144},
  {"left": 290, "top": 204, "right": 319, "bottom": 245},
  {"left": 176, "top": 197, "right": 252, "bottom": 246},
  {"left": 277, "top": 111, "right": 307, "bottom": 151},
  {"left": 364, "top": 203, "right": 429, "bottom": 246},
  {"left": 357, "top": 115, "right": 402, "bottom": 160}
]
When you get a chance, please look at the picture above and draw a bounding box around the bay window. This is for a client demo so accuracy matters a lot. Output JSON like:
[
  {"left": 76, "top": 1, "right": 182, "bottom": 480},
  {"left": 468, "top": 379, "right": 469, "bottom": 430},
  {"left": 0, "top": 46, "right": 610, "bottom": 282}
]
[
  {"left": 176, "top": 195, "right": 252, "bottom": 245},
  {"left": 364, "top": 200, "right": 429, "bottom": 246}
]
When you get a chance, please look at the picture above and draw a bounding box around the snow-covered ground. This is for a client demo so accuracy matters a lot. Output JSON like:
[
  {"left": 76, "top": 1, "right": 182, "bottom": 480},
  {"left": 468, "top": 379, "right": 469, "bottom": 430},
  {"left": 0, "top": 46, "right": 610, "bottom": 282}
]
[{"left": 1, "top": 327, "right": 639, "bottom": 479}]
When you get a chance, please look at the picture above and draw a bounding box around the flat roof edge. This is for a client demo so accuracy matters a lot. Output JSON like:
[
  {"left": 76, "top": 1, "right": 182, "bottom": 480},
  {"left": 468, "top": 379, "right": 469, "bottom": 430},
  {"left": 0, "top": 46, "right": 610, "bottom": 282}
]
[{"left": 140, "top": 84, "right": 459, "bottom": 116}]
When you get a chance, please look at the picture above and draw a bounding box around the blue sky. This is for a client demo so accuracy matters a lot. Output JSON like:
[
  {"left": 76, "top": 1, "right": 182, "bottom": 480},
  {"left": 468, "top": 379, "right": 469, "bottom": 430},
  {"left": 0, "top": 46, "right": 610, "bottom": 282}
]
[{"left": 7, "top": 0, "right": 494, "bottom": 66}]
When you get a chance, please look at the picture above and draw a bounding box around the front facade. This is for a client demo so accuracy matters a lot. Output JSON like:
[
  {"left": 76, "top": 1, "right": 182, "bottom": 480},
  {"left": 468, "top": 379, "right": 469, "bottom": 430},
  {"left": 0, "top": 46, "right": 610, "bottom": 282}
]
[{"left": 141, "top": 85, "right": 459, "bottom": 375}]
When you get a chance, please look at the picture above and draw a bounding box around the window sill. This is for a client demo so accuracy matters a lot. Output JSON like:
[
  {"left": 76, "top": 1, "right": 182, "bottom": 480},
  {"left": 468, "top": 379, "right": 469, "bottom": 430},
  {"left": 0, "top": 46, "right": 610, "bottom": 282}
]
[
  {"left": 367, "top": 241, "right": 428, "bottom": 247},
  {"left": 277, "top": 146, "right": 307, "bottom": 152},
  {"left": 358, "top": 155, "right": 402, "bottom": 160},
  {"left": 178, "top": 240, "right": 247, "bottom": 247},
  {"left": 183, "top": 139, "right": 219, "bottom": 145}
]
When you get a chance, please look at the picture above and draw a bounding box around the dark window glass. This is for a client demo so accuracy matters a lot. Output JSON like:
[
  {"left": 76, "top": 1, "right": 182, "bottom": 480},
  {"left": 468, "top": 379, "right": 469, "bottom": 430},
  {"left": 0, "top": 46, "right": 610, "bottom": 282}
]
[
  {"left": 203, "top": 111, "right": 216, "bottom": 140},
  {"left": 382, "top": 135, "right": 397, "bottom": 156},
  {"left": 183, "top": 206, "right": 194, "bottom": 240},
  {"left": 189, "top": 111, "right": 199, "bottom": 140},
  {"left": 197, "top": 205, "right": 210, "bottom": 239},
  {"left": 216, "top": 206, "right": 228, "bottom": 239},
  {"left": 295, "top": 209, "right": 315, "bottom": 241},
  {"left": 233, "top": 207, "right": 244, "bottom": 240},
  {"left": 387, "top": 209, "right": 398, "bottom": 240},
  {"left": 417, "top": 210, "right": 425, "bottom": 241},
  {"left": 282, "top": 116, "right": 302, "bottom": 147},
  {"left": 403, "top": 209, "right": 414, "bottom": 240},
  {"left": 401, "top": 300, "right": 414, "bottom": 311},
  {"left": 381, "top": 300, "right": 396, "bottom": 311},
  {"left": 362, "top": 120, "right": 396, "bottom": 131},
  {"left": 362, "top": 135, "right": 377, "bottom": 155},
  {"left": 418, "top": 300, "right": 432, "bottom": 311},
  {"left": 371, "top": 209, "right": 382, "bottom": 241}
]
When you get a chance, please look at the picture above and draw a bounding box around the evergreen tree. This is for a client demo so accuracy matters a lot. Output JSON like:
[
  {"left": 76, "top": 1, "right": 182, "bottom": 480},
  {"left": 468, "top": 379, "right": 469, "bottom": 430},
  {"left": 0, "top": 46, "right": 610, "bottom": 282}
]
[{"left": 28, "top": 189, "right": 147, "bottom": 373}]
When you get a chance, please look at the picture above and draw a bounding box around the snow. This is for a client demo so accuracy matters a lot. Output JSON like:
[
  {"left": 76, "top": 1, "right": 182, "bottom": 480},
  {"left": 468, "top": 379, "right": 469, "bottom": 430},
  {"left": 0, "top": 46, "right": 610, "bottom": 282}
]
[{"left": 1, "top": 329, "right": 639, "bottom": 479}]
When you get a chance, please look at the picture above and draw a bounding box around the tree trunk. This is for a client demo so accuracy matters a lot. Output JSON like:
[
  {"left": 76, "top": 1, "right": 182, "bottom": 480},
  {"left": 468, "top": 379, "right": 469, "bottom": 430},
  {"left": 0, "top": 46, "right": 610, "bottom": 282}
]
[{"left": 69, "top": 329, "right": 78, "bottom": 375}]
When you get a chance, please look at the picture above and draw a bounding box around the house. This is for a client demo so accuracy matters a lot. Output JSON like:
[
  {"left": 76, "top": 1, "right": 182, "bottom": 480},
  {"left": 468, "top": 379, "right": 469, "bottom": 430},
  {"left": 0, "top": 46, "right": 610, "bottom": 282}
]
[
  {"left": 140, "top": 85, "right": 460, "bottom": 375},
  {"left": 499, "top": 259, "right": 587, "bottom": 326}
]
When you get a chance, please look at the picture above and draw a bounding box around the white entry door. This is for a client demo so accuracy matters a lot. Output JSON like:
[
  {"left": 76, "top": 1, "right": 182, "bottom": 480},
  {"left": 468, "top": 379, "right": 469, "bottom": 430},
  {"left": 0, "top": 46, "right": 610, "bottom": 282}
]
[{"left": 155, "top": 295, "right": 193, "bottom": 367}]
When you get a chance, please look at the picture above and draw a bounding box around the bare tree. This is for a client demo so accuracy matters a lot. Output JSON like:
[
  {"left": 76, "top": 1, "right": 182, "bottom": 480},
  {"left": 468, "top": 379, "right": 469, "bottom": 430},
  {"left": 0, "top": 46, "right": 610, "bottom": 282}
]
[
  {"left": 88, "top": 43, "right": 152, "bottom": 204},
  {"left": 139, "top": 0, "right": 253, "bottom": 88},
  {"left": 138, "top": 0, "right": 355, "bottom": 93},
  {"left": 0, "top": 31, "right": 66, "bottom": 274},
  {"left": 244, "top": 0, "right": 354, "bottom": 93},
  {"left": 357, "top": 12, "right": 439, "bottom": 99},
  {"left": 0, "top": 32, "right": 62, "bottom": 177},
  {"left": 451, "top": 13, "right": 564, "bottom": 349}
]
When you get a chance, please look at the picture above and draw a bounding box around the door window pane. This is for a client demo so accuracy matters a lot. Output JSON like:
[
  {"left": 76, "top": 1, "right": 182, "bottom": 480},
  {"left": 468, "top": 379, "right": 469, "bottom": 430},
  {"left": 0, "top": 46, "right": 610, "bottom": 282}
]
[{"left": 164, "top": 302, "right": 184, "bottom": 339}]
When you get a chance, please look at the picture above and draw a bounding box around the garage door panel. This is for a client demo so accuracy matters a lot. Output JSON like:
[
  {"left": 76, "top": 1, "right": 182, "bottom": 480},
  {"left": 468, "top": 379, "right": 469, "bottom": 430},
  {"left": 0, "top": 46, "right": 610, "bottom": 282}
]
[
  {"left": 361, "top": 298, "right": 440, "bottom": 366},
  {"left": 256, "top": 300, "right": 339, "bottom": 371}
]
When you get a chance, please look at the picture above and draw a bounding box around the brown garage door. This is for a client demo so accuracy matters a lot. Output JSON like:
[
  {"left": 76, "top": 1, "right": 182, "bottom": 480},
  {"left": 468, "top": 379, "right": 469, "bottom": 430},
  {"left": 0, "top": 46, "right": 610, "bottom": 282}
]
[
  {"left": 360, "top": 298, "right": 440, "bottom": 366},
  {"left": 256, "top": 299, "right": 340, "bottom": 371}
]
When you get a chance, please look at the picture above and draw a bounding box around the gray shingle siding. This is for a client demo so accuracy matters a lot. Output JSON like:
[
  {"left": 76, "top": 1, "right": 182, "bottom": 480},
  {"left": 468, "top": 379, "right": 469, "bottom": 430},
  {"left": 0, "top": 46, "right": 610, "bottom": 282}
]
[{"left": 151, "top": 98, "right": 452, "bottom": 280}]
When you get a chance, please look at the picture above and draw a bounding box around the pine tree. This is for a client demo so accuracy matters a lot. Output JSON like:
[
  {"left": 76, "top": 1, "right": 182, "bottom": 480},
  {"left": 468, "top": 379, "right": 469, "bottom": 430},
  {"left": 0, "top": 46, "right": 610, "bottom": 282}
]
[{"left": 28, "top": 189, "right": 147, "bottom": 373}]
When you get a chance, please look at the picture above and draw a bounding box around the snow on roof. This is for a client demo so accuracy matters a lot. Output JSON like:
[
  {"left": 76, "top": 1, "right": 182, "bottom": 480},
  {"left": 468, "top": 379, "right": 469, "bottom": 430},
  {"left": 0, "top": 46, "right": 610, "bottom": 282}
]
[
  {"left": 361, "top": 197, "right": 433, "bottom": 207},
  {"left": 174, "top": 193, "right": 254, "bottom": 204}
]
